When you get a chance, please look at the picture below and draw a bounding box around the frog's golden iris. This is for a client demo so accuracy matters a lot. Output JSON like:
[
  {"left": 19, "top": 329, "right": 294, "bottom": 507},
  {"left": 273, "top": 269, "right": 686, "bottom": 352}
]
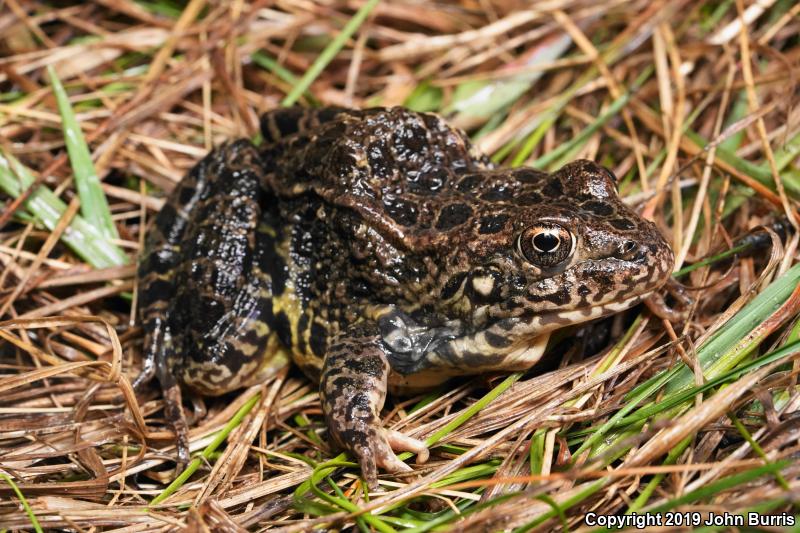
[{"left": 517, "top": 223, "right": 574, "bottom": 267}]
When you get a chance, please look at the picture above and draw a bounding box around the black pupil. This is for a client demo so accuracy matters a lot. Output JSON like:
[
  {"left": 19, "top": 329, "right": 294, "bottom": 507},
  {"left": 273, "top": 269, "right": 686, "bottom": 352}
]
[{"left": 533, "top": 233, "right": 559, "bottom": 253}]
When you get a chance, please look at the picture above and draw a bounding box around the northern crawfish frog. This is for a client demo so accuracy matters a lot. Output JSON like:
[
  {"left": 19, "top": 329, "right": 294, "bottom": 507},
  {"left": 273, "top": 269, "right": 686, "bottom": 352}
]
[{"left": 137, "top": 107, "right": 674, "bottom": 487}]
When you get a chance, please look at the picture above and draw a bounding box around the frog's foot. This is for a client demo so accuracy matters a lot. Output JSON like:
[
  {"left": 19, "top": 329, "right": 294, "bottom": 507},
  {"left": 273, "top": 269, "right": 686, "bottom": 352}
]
[
  {"left": 351, "top": 427, "right": 430, "bottom": 490},
  {"left": 348, "top": 426, "right": 429, "bottom": 490},
  {"left": 321, "top": 321, "right": 427, "bottom": 489}
]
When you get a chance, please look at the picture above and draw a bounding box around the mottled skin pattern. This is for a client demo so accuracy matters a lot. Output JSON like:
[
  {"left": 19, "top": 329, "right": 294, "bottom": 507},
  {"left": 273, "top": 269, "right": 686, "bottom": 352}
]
[{"left": 137, "top": 107, "right": 674, "bottom": 487}]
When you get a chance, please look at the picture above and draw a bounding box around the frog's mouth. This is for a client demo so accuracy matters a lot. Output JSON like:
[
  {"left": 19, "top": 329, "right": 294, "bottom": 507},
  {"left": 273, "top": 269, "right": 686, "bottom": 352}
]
[
  {"left": 426, "top": 292, "right": 652, "bottom": 376},
  {"left": 517, "top": 292, "right": 651, "bottom": 335}
]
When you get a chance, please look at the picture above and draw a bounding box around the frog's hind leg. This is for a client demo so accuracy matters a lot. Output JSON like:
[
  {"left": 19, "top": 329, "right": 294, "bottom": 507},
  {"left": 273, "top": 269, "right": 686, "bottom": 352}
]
[
  {"left": 321, "top": 321, "right": 429, "bottom": 490},
  {"left": 138, "top": 141, "right": 266, "bottom": 468},
  {"left": 136, "top": 143, "right": 228, "bottom": 391}
]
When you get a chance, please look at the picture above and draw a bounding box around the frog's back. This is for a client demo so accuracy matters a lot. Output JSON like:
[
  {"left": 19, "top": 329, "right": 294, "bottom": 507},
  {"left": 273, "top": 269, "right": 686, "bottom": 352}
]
[{"left": 260, "top": 108, "right": 502, "bottom": 245}]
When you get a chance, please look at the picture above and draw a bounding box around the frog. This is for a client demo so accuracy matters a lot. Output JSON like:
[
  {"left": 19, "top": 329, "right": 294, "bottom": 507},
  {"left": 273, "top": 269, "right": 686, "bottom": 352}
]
[{"left": 136, "top": 106, "right": 674, "bottom": 488}]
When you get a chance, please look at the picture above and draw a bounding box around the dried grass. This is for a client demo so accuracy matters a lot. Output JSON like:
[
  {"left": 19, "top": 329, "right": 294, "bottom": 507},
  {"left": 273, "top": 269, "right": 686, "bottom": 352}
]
[{"left": 1, "top": 0, "right": 799, "bottom": 531}]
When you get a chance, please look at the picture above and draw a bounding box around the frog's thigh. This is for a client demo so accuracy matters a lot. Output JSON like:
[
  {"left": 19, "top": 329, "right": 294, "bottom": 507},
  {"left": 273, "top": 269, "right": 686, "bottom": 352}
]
[
  {"left": 177, "top": 258, "right": 290, "bottom": 395},
  {"left": 180, "top": 313, "right": 290, "bottom": 396},
  {"left": 136, "top": 157, "right": 218, "bottom": 389}
]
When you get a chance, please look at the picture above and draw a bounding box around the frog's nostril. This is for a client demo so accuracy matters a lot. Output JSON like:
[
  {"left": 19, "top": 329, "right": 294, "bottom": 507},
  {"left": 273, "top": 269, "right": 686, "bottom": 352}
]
[{"left": 616, "top": 240, "right": 643, "bottom": 261}]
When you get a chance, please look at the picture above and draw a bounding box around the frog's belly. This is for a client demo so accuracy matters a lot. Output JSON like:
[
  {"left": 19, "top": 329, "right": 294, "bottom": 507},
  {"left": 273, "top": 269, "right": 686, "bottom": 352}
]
[{"left": 387, "top": 333, "right": 550, "bottom": 395}]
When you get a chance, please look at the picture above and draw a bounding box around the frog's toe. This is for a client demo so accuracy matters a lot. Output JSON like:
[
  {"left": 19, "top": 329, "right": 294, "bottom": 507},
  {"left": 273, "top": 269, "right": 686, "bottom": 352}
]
[
  {"left": 385, "top": 428, "right": 429, "bottom": 464},
  {"left": 353, "top": 428, "right": 417, "bottom": 490},
  {"left": 162, "top": 382, "right": 190, "bottom": 470}
]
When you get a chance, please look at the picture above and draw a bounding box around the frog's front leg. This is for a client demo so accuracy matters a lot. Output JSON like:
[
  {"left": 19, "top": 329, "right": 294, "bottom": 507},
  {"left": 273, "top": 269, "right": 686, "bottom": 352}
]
[{"left": 321, "top": 321, "right": 429, "bottom": 489}]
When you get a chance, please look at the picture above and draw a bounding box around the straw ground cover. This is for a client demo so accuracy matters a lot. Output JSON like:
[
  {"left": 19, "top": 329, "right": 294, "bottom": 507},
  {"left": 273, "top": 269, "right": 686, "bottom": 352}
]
[{"left": 1, "top": 0, "right": 799, "bottom": 530}]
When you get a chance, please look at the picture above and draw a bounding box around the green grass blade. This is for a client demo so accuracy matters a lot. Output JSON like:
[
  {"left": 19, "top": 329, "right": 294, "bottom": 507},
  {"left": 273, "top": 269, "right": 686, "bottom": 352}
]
[
  {"left": 572, "top": 263, "right": 800, "bottom": 460},
  {"left": 570, "top": 363, "right": 673, "bottom": 459},
  {"left": 445, "top": 33, "right": 574, "bottom": 123},
  {"left": 667, "top": 262, "right": 800, "bottom": 393},
  {"left": 673, "top": 241, "right": 752, "bottom": 277},
  {"left": 513, "top": 480, "right": 606, "bottom": 532},
  {"left": 403, "top": 81, "right": 443, "bottom": 113},
  {"left": 0, "top": 473, "right": 43, "bottom": 533},
  {"left": 149, "top": 392, "right": 262, "bottom": 507},
  {"left": 530, "top": 66, "right": 654, "bottom": 170},
  {"left": 624, "top": 262, "right": 800, "bottom": 401},
  {"left": 47, "top": 66, "right": 119, "bottom": 240},
  {"left": 428, "top": 372, "right": 521, "bottom": 447},
  {"left": 685, "top": 128, "right": 800, "bottom": 197},
  {"left": 615, "top": 339, "right": 800, "bottom": 427},
  {"left": 281, "top": 0, "right": 380, "bottom": 107},
  {"left": 251, "top": 51, "right": 319, "bottom": 107},
  {"left": 625, "top": 436, "right": 692, "bottom": 513},
  {"left": 0, "top": 150, "right": 129, "bottom": 268}
]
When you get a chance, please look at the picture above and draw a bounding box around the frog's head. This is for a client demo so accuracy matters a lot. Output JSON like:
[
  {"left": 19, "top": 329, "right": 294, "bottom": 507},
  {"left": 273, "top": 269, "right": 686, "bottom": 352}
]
[{"left": 444, "top": 160, "right": 674, "bottom": 341}]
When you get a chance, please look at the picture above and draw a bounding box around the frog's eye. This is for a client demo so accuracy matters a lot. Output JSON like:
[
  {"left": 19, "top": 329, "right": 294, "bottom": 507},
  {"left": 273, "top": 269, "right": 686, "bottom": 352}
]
[{"left": 517, "top": 224, "right": 574, "bottom": 268}]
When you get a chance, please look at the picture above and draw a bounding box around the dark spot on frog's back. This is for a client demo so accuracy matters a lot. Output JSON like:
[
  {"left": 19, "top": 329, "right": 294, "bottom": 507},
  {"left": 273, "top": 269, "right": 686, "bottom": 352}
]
[
  {"left": 383, "top": 196, "right": 418, "bottom": 226},
  {"left": 610, "top": 218, "right": 636, "bottom": 231},
  {"left": 542, "top": 177, "right": 564, "bottom": 198},
  {"left": 516, "top": 191, "right": 543, "bottom": 206},
  {"left": 410, "top": 167, "right": 449, "bottom": 194},
  {"left": 478, "top": 213, "right": 510, "bottom": 234},
  {"left": 395, "top": 119, "right": 428, "bottom": 157},
  {"left": 515, "top": 168, "right": 548, "bottom": 183},
  {"left": 328, "top": 146, "right": 358, "bottom": 179},
  {"left": 435, "top": 203, "right": 473, "bottom": 230},
  {"left": 367, "top": 139, "right": 392, "bottom": 179},
  {"left": 582, "top": 200, "right": 614, "bottom": 216},
  {"left": 455, "top": 174, "right": 483, "bottom": 192},
  {"left": 480, "top": 184, "right": 514, "bottom": 202},
  {"left": 274, "top": 108, "right": 303, "bottom": 135}
]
